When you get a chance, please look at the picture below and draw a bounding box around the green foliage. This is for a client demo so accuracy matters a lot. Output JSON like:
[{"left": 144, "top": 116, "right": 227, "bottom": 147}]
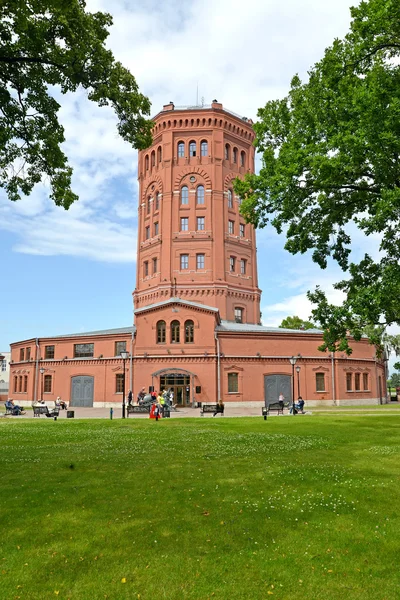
[
  {"left": 235, "top": 0, "right": 400, "bottom": 354},
  {"left": 388, "top": 373, "right": 400, "bottom": 388},
  {"left": 279, "top": 315, "right": 316, "bottom": 330},
  {"left": 0, "top": 0, "right": 152, "bottom": 208}
]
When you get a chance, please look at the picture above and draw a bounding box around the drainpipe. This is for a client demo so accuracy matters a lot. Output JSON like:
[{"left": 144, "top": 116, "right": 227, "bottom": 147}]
[
  {"left": 34, "top": 338, "right": 39, "bottom": 403},
  {"left": 331, "top": 352, "right": 336, "bottom": 405},
  {"left": 374, "top": 354, "right": 380, "bottom": 405},
  {"left": 214, "top": 332, "right": 221, "bottom": 402},
  {"left": 130, "top": 329, "right": 134, "bottom": 393}
]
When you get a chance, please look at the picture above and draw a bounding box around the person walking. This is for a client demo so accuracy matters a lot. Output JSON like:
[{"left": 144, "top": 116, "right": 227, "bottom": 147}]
[{"left": 127, "top": 390, "right": 133, "bottom": 405}]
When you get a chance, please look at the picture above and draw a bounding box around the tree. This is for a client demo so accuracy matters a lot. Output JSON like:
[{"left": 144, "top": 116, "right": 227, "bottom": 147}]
[
  {"left": 279, "top": 315, "right": 317, "bottom": 330},
  {"left": 388, "top": 373, "right": 400, "bottom": 388},
  {"left": 235, "top": 0, "right": 400, "bottom": 355},
  {"left": 0, "top": 0, "right": 152, "bottom": 209}
]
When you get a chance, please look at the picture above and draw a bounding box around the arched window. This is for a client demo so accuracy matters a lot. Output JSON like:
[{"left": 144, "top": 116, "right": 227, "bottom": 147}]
[
  {"left": 225, "top": 144, "right": 230, "bottom": 160},
  {"left": 185, "top": 320, "right": 194, "bottom": 343},
  {"left": 227, "top": 189, "right": 233, "bottom": 209},
  {"left": 171, "top": 320, "right": 180, "bottom": 343},
  {"left": 145, "top": 155, "right": 149, "bottom": 170},
  {"left": 151, "top": 151, "right": 155, "bottom": 167},
  {"left": 157, "top": 146, "right": 162, "bottom": 163},
  {"left": 240, "top": 151, "right": 246, "bottom": 167},
  {"left": 177, "top": 141, "right": 185, "bottom": 158},
  {"left": 157, "top": 320, "right": 166, "bottom": 344},
  {"left": 181, "top": 186, "right": 189, "bottom": 205},
  {"left": 155, "top": 192, "right": 160, "bottom": 211},
  {"left": 196, "top": 185, "right": 205, "bottom": 204},
  {"left": 233, "top": 147, "right": 238, "bottom": 163},
  {"left": 147, "top": 196, "right": 151, "bottom": 214},
  {"left": 200, "top": 140, "right": 208, "bottom": 157},
  {"left": 189, "top": 141, "right": 196, "bottom": 157}
]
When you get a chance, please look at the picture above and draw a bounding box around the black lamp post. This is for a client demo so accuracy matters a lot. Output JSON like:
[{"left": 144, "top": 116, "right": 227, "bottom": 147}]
[
  {"left": 40, "top": 367, "right": 45, "bottom": 402},
  {"left": 296, "top": 365, "right": 301, "bottom": 399},
  {"left": 120, "top": 351, "right": 129, "bottom": 419},
  {"left": 289, "top": 356, "right": 297, "bottom": 414}
]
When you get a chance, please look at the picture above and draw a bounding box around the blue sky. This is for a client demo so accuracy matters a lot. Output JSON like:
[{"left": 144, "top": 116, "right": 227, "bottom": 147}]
[{"left": 1, "top": 0, "right": 397, "bottom": 370}]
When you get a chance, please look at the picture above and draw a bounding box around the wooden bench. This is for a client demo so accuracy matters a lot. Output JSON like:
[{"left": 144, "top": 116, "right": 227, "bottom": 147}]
[
  {"left": 33, "top": 405, "right": 59, "bottom": 418},
  {"left": 200, "top": 404, "right": 224, "bottom": 417},
  {"left": 127, "top": 404, "right": 150, "bottom": 417},
  {"left": 266, "top": 401, "right": 284, "bottom": 415}
]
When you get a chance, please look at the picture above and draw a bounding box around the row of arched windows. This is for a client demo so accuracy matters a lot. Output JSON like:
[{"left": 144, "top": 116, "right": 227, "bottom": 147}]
[
  {"left": 144, "top": 146, "right": 162, "bottom": 171},
  {"left": 180, "top": 185, "right": 204, "bottom": 205},
  {"left": 157, "top": 320, "right": 194, "bottom": 344},
  {"left": 153, "top": 117, "right": 253, "bottom": 141},
  {"left": 225, "top": 145, "right": 246, "bottom": 166},
  {"left": 177, "top": 140, "right": 208, "bottom": 158}
]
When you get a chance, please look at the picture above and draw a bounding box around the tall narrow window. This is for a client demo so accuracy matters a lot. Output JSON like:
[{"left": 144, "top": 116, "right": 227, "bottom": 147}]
[
  {"left": 227, "top": 189, "right": 233, "bottom": 209},
  {"left": 116, "top": 373, "right": 124, "bottom": 393},
  {"left": 44, "top": 375, "right": 52, "bottom": 393},
  {"left": 145, "top": 225, "right": 150, "bottom": 240},
  {"left": 233, "top": 147, "right": 238, "bottom": 163},
  {"left": 197, "top": 216, "right": 205, "bottom": 231},
  {"left": 45, "top": 345, "right": 55, "bottom": 359},
  {"left": 144, "top": 261, "right": 149, "bottom": 277},
  {"left": 181, "top": 186, "right": 189, "bottom": 205},
  {"left": 185, "top": 320, "right": 194, "bottom": 343},
  {"left": 153, "top": 257, "right": 158, "bottom": 274},
  {"left": 180, "top": 254, "right": 189, "bottom": 270},
  {"left": 155, "top": 192, "right": 160, "bottom": 211},
  {"left": 18, "top": 376, "right": 22, "bottom": 392},
  {"left": 240, "top": 259, "right": 247, "bottom": 275},
  {"left": 26, "top": 347, "right": 31, "bottom": 361},
  {"left": 23, "top": 375, "right": 28, "bottom": 393},
  {"left": 196, "top": 254, "right": 205, "bottom": 269},
  {"left": 115, "top": 341, "right": 126, "bottom": 356},
  {"left": 154, "top": 222, "right": 159, "bottom": 236},
  {"left": 151, "top": 151, "right": 155, "bottom": 167},
  {"left": 225, "top": 144, "right": 230, "bottom": 160},
  {"left": 189, "top": 141, "right": 196, "bottom": 157},
  {"left": 171, "top": 320, "right": 180, "bottom": 343},
  {"left": 157, "top": 320, "right": 166, "bottom": 344},
  {"left": 228, "top": 373, "right": 238, "bottom": 393},
  {"left": 228, "top": 220, "right": 234, "bottom": 234},
  {"left": 346, "top": 373, "right": 352, "bottom": 391},
  {"left": 316, "top": 373, "right": 326, "bottom": 392},
  {"left": 177, "top": 141, "right": 185, "bottom": 157},
  {"left": 196, "top": 185, "right": 205, "bottom": 204},
  {"left": 180, "top": 217, "right": 189, "bottom": 231},
  {"left": 14, "top": 376, "right": 17, "bottom": 393},
  {"left": 20, "top": 348, "right": 25, "bottom": 361},
  {"left": 230, "top": 256, "right": 236, "bottom": 272},
  {"left": 145, "top": 155, "right": 149, "bottom": 170},
  {"left": 355, "top": 373, "right": 361, "bottom": 391},
  {"left": 157, "top": 146, "right": 162, "bottom": 163},
  {"left": 240, "top": 151, "right": 246, "bottom": 167},
  {"left": 240, "top": 223, "right": 245, "bottom": 237},
  {"left": 235, "top": 307, "right": 243, "bottom": 323},
  {"left": 200, "top": 140, "right": 208, "bottom": 156},
  {"left": 147, "top": 196, "right": 151, "bottom": 214},
  {"left": 363, "top": 373, "right": 369, "bottom": 390}
]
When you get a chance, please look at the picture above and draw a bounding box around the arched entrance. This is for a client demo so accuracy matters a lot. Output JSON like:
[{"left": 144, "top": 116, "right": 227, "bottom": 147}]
[
  {"left": 264, "top": 374, "right": 292, "bottom": 405},
  {"left": 152, "top": 368, "right": 196, "bottom": 407},
  {"left": 70, "top": 376, "right": 94, "bottom": 407}
]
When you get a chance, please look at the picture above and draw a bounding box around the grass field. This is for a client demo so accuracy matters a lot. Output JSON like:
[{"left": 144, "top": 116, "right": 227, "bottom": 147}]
[{"left": 1, "top": 416, "right": 399, "bottom": 599}]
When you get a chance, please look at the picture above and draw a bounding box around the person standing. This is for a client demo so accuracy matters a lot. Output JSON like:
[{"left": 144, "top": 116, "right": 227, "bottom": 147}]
[{"left": 127, "top": 390, "right": 133, "bottom": 405}]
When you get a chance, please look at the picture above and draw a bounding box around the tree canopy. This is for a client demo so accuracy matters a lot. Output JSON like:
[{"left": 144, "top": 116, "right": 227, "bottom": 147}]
[
  {"left": 235, "top": 0, "right": 400, "bottom": 355},
  {"left": 0, "top": 0, "right": 152, "bottom": 209},
  {"left": 279, "top": 315, "right": 317, "bottom": 330}
]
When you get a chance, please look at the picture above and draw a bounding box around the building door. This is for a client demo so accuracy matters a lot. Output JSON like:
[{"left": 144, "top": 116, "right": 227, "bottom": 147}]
[
  {"left": 160, "top": 374, "right": 191, "bottom": 406},
  {"left": 264, "top": 374, "right": 292, "bottom": 405},
  {"left": 70, "top": 376, "right": 94, "bottom": 407}
]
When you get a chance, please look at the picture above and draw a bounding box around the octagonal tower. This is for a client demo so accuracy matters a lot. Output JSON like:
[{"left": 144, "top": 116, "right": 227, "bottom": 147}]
[{"left": 133, "top": 100, "right": 261, "bottom": 324}]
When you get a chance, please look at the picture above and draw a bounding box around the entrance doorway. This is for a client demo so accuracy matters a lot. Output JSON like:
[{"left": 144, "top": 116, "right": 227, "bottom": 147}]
[
  {"left": 264, "top": 374, "right": 292, "bottom": 405},
  {"left": 160, "top": 373, "right": 191, "bottom": 406},
  {"left": 70, "top": 376, "right": 94, "bottom": 407}
]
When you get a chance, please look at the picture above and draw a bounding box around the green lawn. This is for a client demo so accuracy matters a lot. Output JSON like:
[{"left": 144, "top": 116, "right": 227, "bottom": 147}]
[{"left": 1, "top": 416, "right": 399, "bottom": 599}]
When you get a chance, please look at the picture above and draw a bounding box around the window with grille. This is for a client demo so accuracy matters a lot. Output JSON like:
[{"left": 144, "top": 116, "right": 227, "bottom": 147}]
[
  {"left": 235, "top": 307, "right": 243, "bottom": 323},
  {"left": 196, "top": 185, "right": 205, "bottom": 204},
  {"left": 189, "top": 141, "right": 196, "bottom": 157},
  {"left": 363, "top": 373, "right": 369, "bottom": 390},
  {"left": 181, "top": 186, "right": 189, "bottom": 205},
  {"left": 116, "top": 373, "right": 124, "bottom": 393},
  {"left": 230, "top": 256, "right": 236, "bottom": 272},
  {"left": 240, "top": 223, "right": 245, "bottom": 237},
  {"left": 227, "top": 189, "right": 233, "bottom": 209},
  {"left": 228, "top": 220, "right": 234, "bottom": 234},
  {"left": 185, "top": 320, "right": 194, "bottom": 343},
  {"left": 177, "top": 142, "right": 185, "bottom": 157},
  {"left": 200, "top": 140, "right": 208, "bottom": 156},
  {"left": 180, "top": 217, "right": 189, "bottom": 231},
  {"left": 180, "top": 254, "right": 189, "bottom": 270},
  {"left": 157, "top": 321, "right": 166, "bottom": 343},
  {"left": 240, "top": 259, "right": 246, "bottom": 275},
  {"left": 74, "top": 343, "right": 94, "bottom": 358},
  {"left": 171, "top": 320, "right": 180, "bottom": 343},
  {"left": 228, "top": 373, "right": 238, "bottom": 393},
  {"left": 346, "top": 373, "right": 352, "bottom": 391},
  {"left": 196, "top": 254, "right": 205, "bottom": 269},
  {"left": 1, "top": 359, "right": 6, "bottom": 371},
  {"left": 45, "top": 345, "right": 55, "bottom": 359},
  {"left": 197, "top": 216, "right": 205, "bottom": 231},
  {"left": 115, "top": 341, "right": 126, "bottom": 356},
  {"left": 44, "top": 375, "right": 52, "bottom": 393},
  {"left": 316, "top": 372, "right": 326, "bottom": 392}
]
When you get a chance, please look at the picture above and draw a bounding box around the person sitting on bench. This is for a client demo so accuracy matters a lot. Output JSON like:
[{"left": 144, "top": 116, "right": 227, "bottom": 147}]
[{"left": 6, "top": 399, "right": 25, "bottom": 415}]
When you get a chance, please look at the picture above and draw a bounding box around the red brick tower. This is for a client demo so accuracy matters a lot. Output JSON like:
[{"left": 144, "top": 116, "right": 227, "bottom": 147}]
[{"left": 133, "top": 100, "right": 261, "bottom": 324}]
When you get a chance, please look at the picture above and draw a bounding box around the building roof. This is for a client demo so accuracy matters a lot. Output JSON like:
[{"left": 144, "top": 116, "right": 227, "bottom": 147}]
[
  {"left": 134, "top": 297, "right": 220, "bottom": 315},
  {"left": 216, "top": 321, "right": 323, "bottom": 334},
  {"left": 45, "top": 326, "right": 135, "bottom": 340}
]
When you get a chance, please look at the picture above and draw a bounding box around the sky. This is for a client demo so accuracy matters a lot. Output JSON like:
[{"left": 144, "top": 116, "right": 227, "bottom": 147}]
[{"left": 0, "top": 0, "right": 398, "bottom": 371}]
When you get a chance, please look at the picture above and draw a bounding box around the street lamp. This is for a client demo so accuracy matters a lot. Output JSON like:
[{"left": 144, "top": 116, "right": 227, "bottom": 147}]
[
  {"left": 40, "top": 367, "right": 45, "bottom": 402},
  {"left": 120, "top": 351, "right": 129, "bottom": 419},
  {"left": 289, "top": 356, "right": 297, "bottom": 415},
  {"left": 296, "top": 365, "right": 301, "bottom": 399}
]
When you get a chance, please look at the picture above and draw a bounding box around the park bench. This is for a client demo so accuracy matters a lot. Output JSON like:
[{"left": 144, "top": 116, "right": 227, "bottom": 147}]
[
  {"left": 127, "top": 404, "right": 150, "bottom": 417},
  {"left": 266, "top": 401, "right": 284, "bottom": 415},
  {"left": 3, "top": 402, "right": 26, "bottom": 416},
  {"left": 33, "top": 405, "right": 59, "bottom": 418},
  {"left": 200, "top": 404, "right": 224, "bottom": 417}
]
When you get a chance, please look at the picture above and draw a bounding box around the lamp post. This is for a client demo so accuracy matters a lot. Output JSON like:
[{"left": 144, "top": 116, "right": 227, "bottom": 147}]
[
  {"left": 289, "top": 356, "right": 297, "bottom": 415},
  {"left": 120, "top": 351, "right": 129, "bottom": 419},
  {"left": 40, "top": 367, "right": 45, "bottom": 402},
  {"left": 296, "top": 365, "right": 301, "bottom": 399}
]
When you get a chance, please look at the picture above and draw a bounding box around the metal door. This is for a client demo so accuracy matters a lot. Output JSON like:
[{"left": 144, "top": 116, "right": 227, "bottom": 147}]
[
  {"left": 264, "top": 375, "right": 292, "bottom": 405},
  {"left": 70, "top": 376, "right": 94, "bottom": 407}
]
